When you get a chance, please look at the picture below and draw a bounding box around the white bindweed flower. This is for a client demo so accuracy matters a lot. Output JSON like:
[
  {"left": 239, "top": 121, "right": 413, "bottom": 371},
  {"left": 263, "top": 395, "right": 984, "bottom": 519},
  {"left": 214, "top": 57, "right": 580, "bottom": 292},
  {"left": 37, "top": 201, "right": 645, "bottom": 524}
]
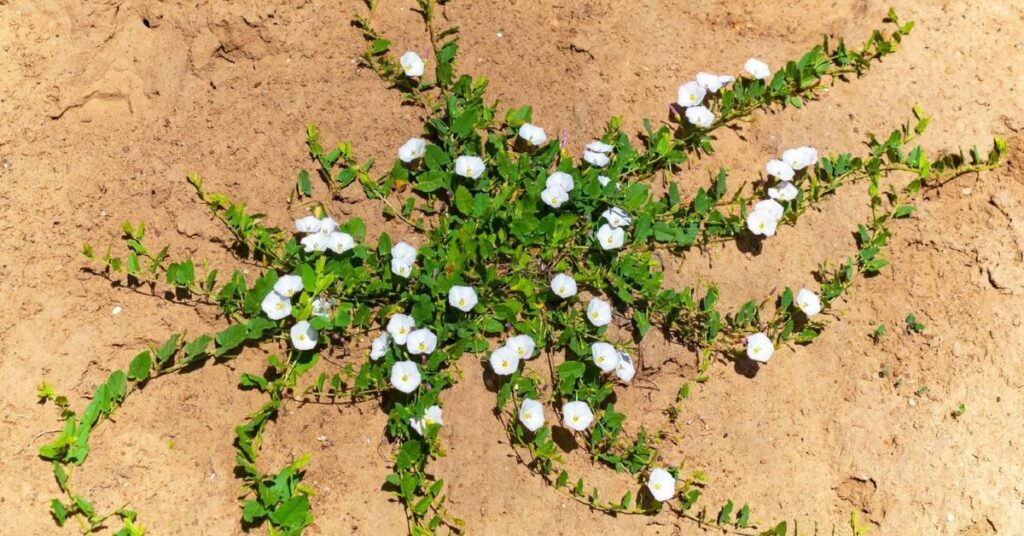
[
  {"left": 274, "top": 275, "right": 304, "bottom": 298},
  {"left": 370, "top": 332, "right": 390, "bottom": 361},
  {"left": 746, "top": 209, "right": 779, "bottom": 237},
  {"left": 766, "top": 159, "right": 795, "bottom": 182},
  {"left": 601, "top": 207, "right": 631, "bottom": 228},
  {"left": 596, "top": 223, "right": 625, "bottom": 250},
  {"left": 290, "top": 321, "right": 317, "bottom": 351},
  {"left": 410, "top": 405, "right": 443, "bottom": 436},
  {"left": 754, "top": 199, "right": 784, "bottom": 221},
  {"left": 295, "top": 216, "right": 321, "bottom": 233},
  {"left": 550, "top": 273, "right": 577, "bottom": 299},
  {"left": 390, "top": 360, "right": 422, "bottom": 393},
  {"left": 392, "top": 241, "right": 418, "bottom": 264},
  {"left": 391, "top": 259, "right": 413, "bottom": 278},
  {"left": 546, "top": 171, "right": 575, "bottom": 192},
  {"left": 311, "top": 297, "right": 333, "bottom": 318},
  {"left": 591, "top": 342, "right": 620, "bottom": 373},
  {"left": 647, "top": 468, "right": 676, "bottom": 502},
  {"left": 768, "top": 181, "right": 799, "bottom": 201},
  {"left": 677, "top": 81, "right": 707, "bottom": 107},
  {"left": 328, "top": 231, "right": 355, "bottom": 254},
  {"left": 744, "top": 57, "right": 771, "bottom": 80},
  {"left": 318, "top": 217, "right": 339, "bottom": 235},
  {"left": 796, "top": 288, "right": 822, "bottom": 317},
  {"left": 387, "top": 314, "right": 416, "bottom": 345},
  {"left": 587, "top": 297, "right": 613, "bottom": 327},
  {"left": 582, "top": 150, "right": 610, "bottom": 167},
  {"left": 685, "top": 105, "right": 715, "bottom": 128},
  {"left": 448, "top": 285, "right": 478, "bottom": 312},
  {"left": 696, "top": 72, "right": 734, "bottom": 92},
  {"left": 399, "top": 51, "right": 425, "bottom": 77},
  {"left": 261, "top": 291, "right": 292, "bottom": 320},
  {"left": 301, "top": 233, "right": 330, "bottom": 252},
  {"left": 454, "top": 155, "right": 486, "bottom": 179},
  {"left": 507, "top": 334, "right": 536, "bottom": 360},
  {"left": 489, "top": 346, "right": 520, "bottom": 375},
  {"left": 518, "top": 123, "right": 547, "bottom": 146},
  {"left": 398, "top": 138, "right": 427, "bottom": 163},
  {"left": 406, "top": 328, "right": 437, "bottom": 355},
  {"left": 597, "top": 175, "right": 612, "bottom": 187},
  {"left": 586, "top": 140, "right": 614, "bottom": 154},
  {"left": 746, "top": 332, "right": 774, "bottom": 363},
  {"left": 562, "top": 401, "right": 594, "bottom": 431},
  {"left": 518, "top": 398, "right": 545, "bottom": 432},
  {"left": 782, "top": 146, "right": 819, "bottom": 170},
  {"left": 615, "top": 352, "right": 636, "bottom": 383},
  {"left": 541, "top": 185, "right": 569, "bottom": 209}
]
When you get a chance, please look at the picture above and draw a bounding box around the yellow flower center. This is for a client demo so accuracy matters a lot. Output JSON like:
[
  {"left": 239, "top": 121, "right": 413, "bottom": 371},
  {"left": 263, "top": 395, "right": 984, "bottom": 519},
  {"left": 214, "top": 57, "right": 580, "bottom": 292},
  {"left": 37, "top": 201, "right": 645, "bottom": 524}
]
[
  {"left": 298, "top": 334, "right": 306, "bottom": 341},
  {"left": 418, "top": 342, "right": 426, "bottom": 350},
  {"left": 517, "top": 348, "right": 525, "bottom": 356},
  {"left": 689, "top": 94, "right": 696, "bottom": 103},
  {"left": 572, "top": 415, "right": 579, "bottom": 423},
  {"left": 758, "top": 222, "right": 766, "bottom": 230},
  {"left": 458, "top": 298, "right": 465, "bottom": 306},
  {"left": 401, "top": 374, "right": 409, "bottom": 382},
  {"left": 523, "top": 411, "right": 531, "bottom": 420},
  {"left": 558, "top": 286, "right": 565, "bottom": 293},
  {"left": 654, "top": 483, "right": 662, "bottom": 490},
  {"left": 501, "top": 360, "right": 509, "bottom": 368},
  {"left": 275, "top": 302, "right": 285, "bottom": 310},
  {"left": 591, "top": 312, "right": 599, "bottom": 319},
  {"left": 752, "top": 346, "right": 760, "bottom": 354}
]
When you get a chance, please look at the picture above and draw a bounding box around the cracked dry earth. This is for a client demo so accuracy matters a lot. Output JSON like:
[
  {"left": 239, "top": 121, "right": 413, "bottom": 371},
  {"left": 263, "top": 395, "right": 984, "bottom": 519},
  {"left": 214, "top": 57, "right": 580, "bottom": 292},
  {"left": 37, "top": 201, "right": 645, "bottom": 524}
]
[{"left": 1, "top": 0, "right": 1023, "bottom": 534}]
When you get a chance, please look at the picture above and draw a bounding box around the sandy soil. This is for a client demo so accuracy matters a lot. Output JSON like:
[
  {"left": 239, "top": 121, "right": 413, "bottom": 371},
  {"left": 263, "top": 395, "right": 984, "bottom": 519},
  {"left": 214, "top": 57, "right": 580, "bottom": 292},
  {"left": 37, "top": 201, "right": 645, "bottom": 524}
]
[{"left": 2, "top": 0, "right": 1023, "bottom": 534}]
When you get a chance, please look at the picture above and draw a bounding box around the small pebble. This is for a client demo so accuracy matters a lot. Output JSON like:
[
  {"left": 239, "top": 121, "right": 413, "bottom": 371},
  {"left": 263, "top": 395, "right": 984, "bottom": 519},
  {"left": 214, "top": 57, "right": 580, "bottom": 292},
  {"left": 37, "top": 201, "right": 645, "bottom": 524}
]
[
  {"left": 496, "top": 31, "right": 504, "bottom": 38},
  {"left": 112, "top": 305, "right": 123, "bottom": 315},
  {"left": 946, "top": 512, "right": 954, "bottom": 523},
  {"left": 909, "top": 399, "right": 917, "bottom": 407}
]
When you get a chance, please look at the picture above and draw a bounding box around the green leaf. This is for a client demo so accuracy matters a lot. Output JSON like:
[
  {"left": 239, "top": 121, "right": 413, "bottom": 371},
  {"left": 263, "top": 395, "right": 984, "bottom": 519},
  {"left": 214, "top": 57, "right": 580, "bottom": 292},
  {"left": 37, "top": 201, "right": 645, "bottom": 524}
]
[
  {"left": 214, "top": 324, "right": 248, "bottom": 356},
  {"left": 453, "top": 185, "right": 473, "bottom": 215},
  {"left": 127, "top": 351, "right": 152, "bottom": 382},
  {"left": 50, "top": 499, "right": 68, "bottom": 526},
  {"left": 268, "top": 495, "right": 311, "bottom": 529},
  {"left": 717, "top": 499, "right": 734, "bottom": 525},
  {"left": 297, "top": 169, "right": 312, "bottom": 197}
]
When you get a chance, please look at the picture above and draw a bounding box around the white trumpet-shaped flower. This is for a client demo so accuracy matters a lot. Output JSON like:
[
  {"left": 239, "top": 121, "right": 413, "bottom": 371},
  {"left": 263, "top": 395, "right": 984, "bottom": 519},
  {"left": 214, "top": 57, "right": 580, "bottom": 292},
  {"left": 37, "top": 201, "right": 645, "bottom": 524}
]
[
  {"left": 583, "top": 150, "right": 610, "bottom": 167},
  {"left": 766, "top": 159, "right": 795, "bottom": 182},
  {"left": 392, "top": 241, "right": 417, "bottom": 264},
  {"left": 550, "top": 273, "right": 577, "bottom": 299},
  {"left": 506, "top": 334, "right": 536, "bottom": 360},
  {"left": 591, "top": 342, "right": 620, "bottom": 372},
  {"left": 695, "top": 72, "right": 734, "bottom": 93},
  {"left": 295, "top": 216, "right": 321, "bottom": 233},
  {"left": 518, "top": 398, "right": 545, "bottom": 432},
  {"left": 647, "top": 468, "right": 676, "bottom": 502},
  {"left": 782, "top": 146, "right": 818, "bottom": 170},
  {"left": 744, "top": 57, "right": 771, "bottom": 80},
  {"left": 410, "top": 405, "right": 443, "bottom": 436},
  {"left": 406, "top": 328, "right": 437, "bottom": 355},
  {"left": 685, "top": 105, "right": 715, "bottom": 128},
  {"left": 301, "top": 233, "right": 330, "bottom": 252},
  {"left": 601, "top": 207, "right": 631, "bottom": 228},
  {"left": 615, "top": 352, "right": 636, "bottom": 383},
  {"left": 399, "top": 51, "right": 425, "bottom": 77},
  {"left": 391, "top": 259, "right": 413, "bottom": 278},
  {"left": 489, "top": 346, "right": 520, "bottom": 376},
  {"left": 768, "top": 181, "right": 799, "bottom": 201},
  {"left": 448, "top": 285, "right": 478, "bottom": 312},
  {"left": 754, "top": 199, "right": 784, "bottom": 221},
  {"left": 746, "top": 209, "right": 779, "bottom": 237},
  {"left": 796, "top": 288, "right": 822, "bottom": 317},
  {"left": 587, "top": 297, "right": 613, "bottom": 327},
  {"left": 541, "top": 185, "right": 569, "bottom": 208},
  {"left": 398, "top": 138, "right": 427, "bottom": 163},
  {"left": 370, "top": 332, "right": 390, "bottom": 361},
  {"left": 261, "top": 291, "right": 292, "bottom": 320},
  {"left": 677, "top": 81, "right": 707, "bottom": 107},
  {"left": 518, "top": 123, "right": 547, "bottom": 146},
  {"left": 387, "top": 314, "right": 416, "bottom": 345},
  {"left": 562, "top": 401, "right": 594, "bottom": 431},
  {"left": 596, "top": 223, "right": 625, "bottom": 250},
  {"left": 290, "top": 321, "right": 317, "bottom": 351},
  {"left": 274, "top": 275, "right": 304, "bottom": 298},
  {"left": 328, "top": 231, "right": 355, "bottom": 254},
  {"left": 454, "top": 155, "right": 485, "bottom": 179},
  {"left": 317, "top": 217, "right": 339, "bottom": 235},
  {"left": 390, "top": 360, "right": 422, "bottom": 393},
  {"left": 546, "top": 171, "right": 575, "bottom": 192},
  {"left": 746, "top": 332, "right": 774, "bottom": 363},
  {"left": 586, "top": 140, "right": 614, "bottom": 154}
]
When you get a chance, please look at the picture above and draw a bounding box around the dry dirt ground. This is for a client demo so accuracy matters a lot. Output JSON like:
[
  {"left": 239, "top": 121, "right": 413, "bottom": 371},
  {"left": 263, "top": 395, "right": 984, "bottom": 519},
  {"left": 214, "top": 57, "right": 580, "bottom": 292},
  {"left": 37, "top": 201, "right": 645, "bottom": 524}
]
[{"left": 2, "top": 0, "right": 1024, "bottom": 534}]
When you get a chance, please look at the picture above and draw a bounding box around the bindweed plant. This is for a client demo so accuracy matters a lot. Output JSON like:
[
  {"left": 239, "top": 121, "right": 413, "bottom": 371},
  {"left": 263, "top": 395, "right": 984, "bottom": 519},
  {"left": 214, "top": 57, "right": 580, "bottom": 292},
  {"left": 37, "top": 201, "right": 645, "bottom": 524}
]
[{"left": 37, "top": 3, "right": 1005, "bottom": 535}]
